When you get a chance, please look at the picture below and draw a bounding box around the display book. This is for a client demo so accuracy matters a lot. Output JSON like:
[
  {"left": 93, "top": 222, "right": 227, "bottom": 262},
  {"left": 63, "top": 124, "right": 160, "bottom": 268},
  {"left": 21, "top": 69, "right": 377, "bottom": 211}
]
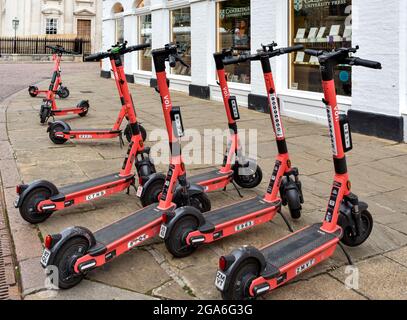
[{"left": 294, "top": 24, "right": 352, "bottom": 66}]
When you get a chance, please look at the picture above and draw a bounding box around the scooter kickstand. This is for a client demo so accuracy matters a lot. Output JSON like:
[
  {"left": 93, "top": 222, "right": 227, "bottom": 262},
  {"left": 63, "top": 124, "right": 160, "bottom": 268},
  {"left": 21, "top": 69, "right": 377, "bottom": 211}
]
[
  {"left": 119, "top": 135, "right": 124, "bottom": 149},
  {"left": 231, "top": 181, "right": 244, "bottom": 198},
  {"left": 277, "top": 209, "right": 294, "bottom": 233},
  {"left": 338, "top": 242, "right": 354, "bottom": 266}
]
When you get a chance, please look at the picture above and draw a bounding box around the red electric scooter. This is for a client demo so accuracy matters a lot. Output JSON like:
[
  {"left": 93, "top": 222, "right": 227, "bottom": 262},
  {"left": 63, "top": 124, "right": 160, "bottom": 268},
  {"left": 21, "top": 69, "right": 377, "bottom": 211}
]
[
  {"left": 215, "top": 46, "right": 380, "bottom": 300},
  {"left": 159, "top": 43, "right": 305, "bottom": 258},
  {"left": 39, "top": 44, "right": 211, "bottom": 289},
  {"left": 47, "top": 42, "right": 147, "bottom": 145},
  {"left": 15, "top": 43, "right": 166, "bottom": 224},
  {"left": 28, "top": 45, "right": 71, "bottom": 99}
]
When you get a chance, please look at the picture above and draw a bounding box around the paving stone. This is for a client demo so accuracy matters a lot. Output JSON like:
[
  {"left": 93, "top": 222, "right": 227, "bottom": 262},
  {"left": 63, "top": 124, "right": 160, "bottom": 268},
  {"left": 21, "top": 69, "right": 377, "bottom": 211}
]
[
  {"left": 0, "top": 141, "right": 14, "bottom": 160},
  {"left": 262, "top": 274, "right": 365, "bottom": 300},
  {"left": 385, "top": 246, "right": 407, "bottom": 267},
  {"left": 0, "top": 159, "right": 21, "bottom": 188},
  {"left": 330, "top": 256, "right": 407, "bottom": 300},
  {"left": 25, "top": 280, "right": 156, "bottom": 300},
  {"left": 19, "top": 257, "right": 47, "bottom": 296},
  {"left": 152, "top": 280, "right": 195, "bottom": 300},
  {"left": 87, "top": 248, "right": 171, "bottom": 294}
]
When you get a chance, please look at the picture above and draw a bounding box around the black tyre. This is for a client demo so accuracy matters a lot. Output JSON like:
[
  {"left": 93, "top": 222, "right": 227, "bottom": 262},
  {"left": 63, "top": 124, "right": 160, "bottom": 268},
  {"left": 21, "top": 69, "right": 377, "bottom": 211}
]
[
  {"left": 39, "top": 105, "right": 51, "bottom": 124},
  {"left": 233, "top": 162, "right": 263, "bottom": 189},
  {"left": 341, "top": 210, "right": 373, "bottom": 247},
  {"left": 29, "top": 86, "right": 38, "bottom": 97},
  {"left": 52, "top": 237, "right": 89, "bottom": 289},
  {"left": 57, "top": 86, "right": 70, "bottom": 99},
  {"left": 125, "top": 124, "right": 147, "bottom": 143},
  {"left": 78, "top": 101, "right": 89, "bottom": 117},
  {"left": 140, "top": 179, "right": 165, "bottom": 207},
  {"left": 165, "top": 216, "right": 199, "bottom": 258},
  {"left": 221, "top": 259, "right": 260, "bottom": 300},
  {"left": 285, "top": 188, "right": 302, "bottom": 220},
  {"left": 49, "top": 123, "right": 68, "bottom": 145},
  {"left": 19, "top": 188, "right": 53, "bottom": 224},
  {"left": 189, "top": 193, "right": 211, "bottom": 213}
]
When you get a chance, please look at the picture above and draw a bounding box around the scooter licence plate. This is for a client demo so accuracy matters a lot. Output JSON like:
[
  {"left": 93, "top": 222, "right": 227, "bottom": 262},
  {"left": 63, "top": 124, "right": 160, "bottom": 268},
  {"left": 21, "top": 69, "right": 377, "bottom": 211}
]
[
  {"left": 215, "top": 271, "right": 227, "bottom": 291},
  {"left": 136, "top": 186, "right": 143, "bottom": 198},
  {"left": 159, "top": 224, "right": 167, "bottom": 239},
  {"left": 41, "top": 249, "right": 51, "bottom": 267}
]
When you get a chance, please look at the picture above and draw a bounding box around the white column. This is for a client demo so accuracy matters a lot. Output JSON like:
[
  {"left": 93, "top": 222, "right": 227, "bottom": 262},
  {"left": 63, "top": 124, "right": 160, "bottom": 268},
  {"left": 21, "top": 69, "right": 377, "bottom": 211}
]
[
  {"left": 150, "top": 0, "right": 169, "bottom": 75},
  {"left": 123, "top": 14, "right": 138, "bottom": 74},
  {"left": 352, "top": 0, "right": 401, "bottom": 117},
  {"left": 190, "top": 0, "right": 216, "bottom": 87},
  {"left": 101, "top": 19, "right": 116, "bottom": 72}
]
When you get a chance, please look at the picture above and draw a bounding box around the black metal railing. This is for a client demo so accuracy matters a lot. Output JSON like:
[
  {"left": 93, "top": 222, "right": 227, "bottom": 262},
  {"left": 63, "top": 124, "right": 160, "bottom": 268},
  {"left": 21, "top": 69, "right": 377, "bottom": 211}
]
[{"left": 0, "top": 37, "right": 91, "bottom": 56}]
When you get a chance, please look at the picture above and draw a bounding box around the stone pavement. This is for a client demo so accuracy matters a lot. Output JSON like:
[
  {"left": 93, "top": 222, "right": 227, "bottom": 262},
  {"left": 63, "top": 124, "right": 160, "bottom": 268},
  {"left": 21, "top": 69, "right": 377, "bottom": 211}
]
[{"left": 1, "top": 63, "right": 407, "bottom": 300}]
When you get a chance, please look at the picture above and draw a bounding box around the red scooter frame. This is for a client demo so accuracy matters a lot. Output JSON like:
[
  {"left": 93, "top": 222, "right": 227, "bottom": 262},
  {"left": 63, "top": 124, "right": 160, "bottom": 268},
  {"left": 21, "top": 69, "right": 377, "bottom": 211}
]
[
  {"left": 159, "top": 44, "right": 304, "bottom": 258},
  {"left": 15, "top": 43, "right": 164, "bottom": 224},
  {"left": 29, "top": 45, "right": 70, "bottom": 99},
  {"left": 47, "top": 43, "right": 147, "bottom": 145},
  {"left": 38, "top": 44, "right": 210, "bottom": 289},
  {"left": 216, "top": 46, "right": 381, "bottom": 300}
]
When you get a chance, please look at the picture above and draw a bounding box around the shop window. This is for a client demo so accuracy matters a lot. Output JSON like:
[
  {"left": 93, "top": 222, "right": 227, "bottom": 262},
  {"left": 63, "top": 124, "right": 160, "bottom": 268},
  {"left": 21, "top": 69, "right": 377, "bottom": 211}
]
[
  {"left": 46, "top": 18, "right": 58, "bottom": 35},
  {"left": 290, "top": 0, "right": 352, "bottom": 96},
  {"left": 170, "top": 7, "right": 191, "bottom": 76},
  {"left": 217, "top": 0, "right": 251, "bottom": 84},
  {"left": 115, "top": 18, "right": 124, "bottom": 44},
  {"left": 139, "top": 14, "right": 152, "bottom": 72}
]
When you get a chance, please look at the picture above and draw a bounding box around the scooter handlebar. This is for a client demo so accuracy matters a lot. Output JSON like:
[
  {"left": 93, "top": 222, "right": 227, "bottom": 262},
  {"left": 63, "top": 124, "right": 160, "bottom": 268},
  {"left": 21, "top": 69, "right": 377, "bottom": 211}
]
[
  {"left": 304, "top": 49, "right": 324, "bottom": 57},
  {"left": 46, "top": 45, "right": 77, "bottom": 55},
  {"left": 123, "top": 43, "right": 151, "bottom": 54},
  {"left": 279, "top": 44, "right": 304, "bottom": 54},
  {"left": 223, "top": 54, "right": 254, "bottom": 65},
  {"left": 347, "top": 57, "right": 382, "bottom": 69},
  {"left": 85, "top": 51, "right": 110, "bottom": 62}
]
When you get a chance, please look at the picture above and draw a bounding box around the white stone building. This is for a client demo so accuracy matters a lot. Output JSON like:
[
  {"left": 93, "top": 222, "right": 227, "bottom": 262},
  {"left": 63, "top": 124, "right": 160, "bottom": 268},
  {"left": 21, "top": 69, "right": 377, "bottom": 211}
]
[
  {"left": 0, "top": 0, "right": 103, "bottom": 52},
  {"left": 101, "top": 0, "right": 407, "bottom": 142}
]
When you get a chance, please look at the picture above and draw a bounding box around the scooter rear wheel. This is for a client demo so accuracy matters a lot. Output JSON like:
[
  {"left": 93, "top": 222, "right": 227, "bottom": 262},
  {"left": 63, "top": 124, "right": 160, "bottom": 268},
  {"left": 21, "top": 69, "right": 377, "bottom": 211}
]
[
  {"left": 29, "top": 86, "right": 38, "bottom": 97},
  {"left": 221, "top": 259, "right": 260, "bottom": 300},
  {"left": 233, "top": 162, "right": 263, "bottom": 189},
  {"left": 341, "top": 210, "right": 373, "bottom": 247},
  {"left": 19, "top": 188, "right": 53, "bottom": 224},
  {"left": 77, "top": 101, "right": 90, "bottom": 117},
  {"left": 53, "top": 237, "right": 89, "bottom": 289},
  {"left": 49, "top": 123, "right": 68, "bottom": 145},
  {"left": 165, "top": 216, "right": 199, "bottom": 258}
]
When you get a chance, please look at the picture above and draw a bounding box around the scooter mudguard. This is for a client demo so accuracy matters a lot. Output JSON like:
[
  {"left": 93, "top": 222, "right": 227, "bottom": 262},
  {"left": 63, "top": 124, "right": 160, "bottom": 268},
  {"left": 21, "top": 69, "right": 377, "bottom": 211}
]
[
  {"left": 217, "top": 246, "right": 267, "bottom": 293},
  {"left": 338, "top": 200, "right": 368, "bottom": 230},
  {"left": 172, "top": 183, "right": 206, "bottom": 206},
  {"left": 44, "top": 226, "right": 96, "bottom": 268},
  {"left": 161, "top": 205, "right": 205, "bottom": 241},
  {"left": 47, "top": 120, "right": 71, "bottom": 133},
  {"left": 139, "top": 173, "right": 166, "bottom": 199},
  {"left": 77, "top": 100, "right": 90, "bottom": 109},
  {"left": 15, "top": 180, "right": 59, "bottom": 208}
]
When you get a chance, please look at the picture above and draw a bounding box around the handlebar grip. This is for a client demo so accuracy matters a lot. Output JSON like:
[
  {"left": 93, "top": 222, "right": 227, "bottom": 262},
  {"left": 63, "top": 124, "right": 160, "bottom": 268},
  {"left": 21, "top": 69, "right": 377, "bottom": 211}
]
[
  {"left": 281, "top": 44, "right": 304, "bottom": 54},
  {"left": 123, "top": 43, "right": 151, "bottom": 54},
  {"left": 223, "top": 54, "right": 252, "bottom": 65},
  {"left": 350, "top": 57, "right": 382, "bottom": 69},
  {"left": 85, "top": 52, "right": 109, "bottom": 62},
  {"left": 305, "top": 49, "right": 323, "bottom": 57},
  {"left": 169, "top": 55, "right": 176, "bottom": 68}
]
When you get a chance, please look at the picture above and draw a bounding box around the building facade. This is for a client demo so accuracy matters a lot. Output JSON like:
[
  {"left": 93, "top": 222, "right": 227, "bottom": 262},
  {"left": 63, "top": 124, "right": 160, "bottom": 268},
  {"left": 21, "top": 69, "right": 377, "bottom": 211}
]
[
  {"left": 101, "top": 0, "right": 407, "bottom": 142},
  {"left": 0, "top": 0, "right": 103, "bottom": 52}
]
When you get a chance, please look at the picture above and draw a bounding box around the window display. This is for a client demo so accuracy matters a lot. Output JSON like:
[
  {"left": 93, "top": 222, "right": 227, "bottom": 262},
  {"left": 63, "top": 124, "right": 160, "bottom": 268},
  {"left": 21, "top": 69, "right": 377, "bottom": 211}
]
[
  {"left": 217, "top": 0, "right": 251, "bottom": 84},
  {"left": 115, "top": 17, "right": 124, "bottom": 44},
  {"left": 290, "top": 0, "right": 352, "bottom": 96},
  {"left": 170, "top": 7, "right": 191, "bottom": 76},
  {"left": 139, "top": 14, "right": 152, "bottom": 72}
]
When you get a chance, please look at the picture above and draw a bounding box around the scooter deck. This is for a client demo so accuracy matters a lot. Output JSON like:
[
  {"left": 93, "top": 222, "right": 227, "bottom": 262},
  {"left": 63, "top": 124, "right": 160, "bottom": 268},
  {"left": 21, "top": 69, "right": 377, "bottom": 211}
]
[
  {"left": 261, "top": 223, "right": 341, "bottom": 270},
  {"left": 189, "top": 169, "right": 233, "bottom": 185},
  {"left": 58, "top": 173, "right": 134, "bottom": 196},
  {"left": 199, "top": 196, "right": 275, "bottom": 233},
  {"left": 62, "top": 129, "right": 122, "bottom": 134},
  {"left": 94, "top": 204, "right": 164, "bottom": 245}
]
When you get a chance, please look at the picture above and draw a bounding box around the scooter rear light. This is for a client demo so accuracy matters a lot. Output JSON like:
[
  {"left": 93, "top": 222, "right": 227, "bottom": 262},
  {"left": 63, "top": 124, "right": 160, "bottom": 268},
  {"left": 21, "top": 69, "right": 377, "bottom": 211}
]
[
  {"left": 44, "top": 235, "right": 53, "bottom": 249},
  {"left": 16, "top": 184, "right": 28, "bottom": 195},
  {"left": 219, "top": 255, "right": 236, "bottom": 272},
  {"left": 162, "top": 213, "right": 168, "bottom": 224}
]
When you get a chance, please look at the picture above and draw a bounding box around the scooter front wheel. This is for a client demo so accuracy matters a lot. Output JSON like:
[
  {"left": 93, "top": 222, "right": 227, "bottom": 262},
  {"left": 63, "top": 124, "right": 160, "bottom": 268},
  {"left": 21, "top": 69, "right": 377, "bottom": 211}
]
[
  {"left": 285, "top": 188, "right": 302, "bottom": 220},
  {"left": 125, "top": 124, "right": 147, "bottom": 143},
  {"left": 77, "top": 101, "right": 90, "bottom": 117},
  {"left": 57, "top": 86, "right": 70, "bottom": 99},
  {"left": 341, "top": 210, "right": 373, "bottom": 247},
  {"left": 39, "top": 105, "right": 51, "bottom": 124},
  {"left": 189, "top": 193, "right": 211, "bottom": 213},
  {"left": 165, "top": 216, "right": 199, "bottom": 258},
  {"left": 52, "top": 237, "right": 89, "bottom": 289},
  {"left": 221, "top": 258, "right": 260, "bottom": 300},
  {"left": 233, "top": 162, "right": 263, "bottom": 189},
  {"left": 140, "top": 179, "right": 164, "bottom": 207},
  {"left": 19, "top": 188, "right": 53, "bottom": 224}
]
